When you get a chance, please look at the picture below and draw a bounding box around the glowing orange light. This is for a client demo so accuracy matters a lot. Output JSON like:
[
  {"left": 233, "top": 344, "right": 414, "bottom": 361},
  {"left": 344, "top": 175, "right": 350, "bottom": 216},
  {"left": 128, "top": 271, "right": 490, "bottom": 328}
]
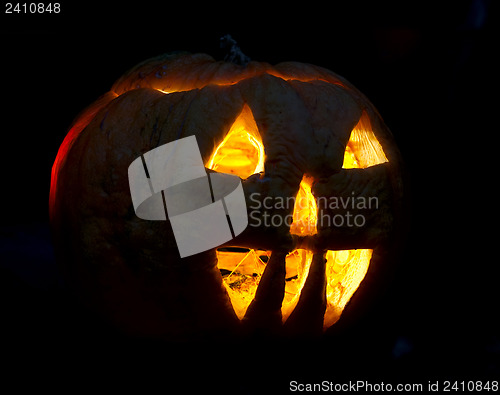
[{"left": 207, "top": 104, "right": 264, "bottom": 179}]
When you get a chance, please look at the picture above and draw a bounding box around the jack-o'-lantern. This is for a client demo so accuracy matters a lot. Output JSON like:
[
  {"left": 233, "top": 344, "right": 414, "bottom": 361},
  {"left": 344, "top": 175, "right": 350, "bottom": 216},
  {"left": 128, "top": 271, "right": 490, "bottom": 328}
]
[{"left": 50, "top": 46, "right": 406, "bottom": 340}]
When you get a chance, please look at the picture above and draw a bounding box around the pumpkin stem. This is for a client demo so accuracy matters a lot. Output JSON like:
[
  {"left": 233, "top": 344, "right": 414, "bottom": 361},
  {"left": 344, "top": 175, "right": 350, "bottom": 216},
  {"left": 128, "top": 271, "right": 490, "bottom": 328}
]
[{"left": 220, "top": 34, "right": 251, "bottom": 66}]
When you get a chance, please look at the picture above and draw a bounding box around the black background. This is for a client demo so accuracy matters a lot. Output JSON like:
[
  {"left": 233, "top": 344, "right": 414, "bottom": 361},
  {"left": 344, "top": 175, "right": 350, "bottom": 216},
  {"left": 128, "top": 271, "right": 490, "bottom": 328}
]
[{"left": 1, "top": 0, "right": 498, "bottom": 391}]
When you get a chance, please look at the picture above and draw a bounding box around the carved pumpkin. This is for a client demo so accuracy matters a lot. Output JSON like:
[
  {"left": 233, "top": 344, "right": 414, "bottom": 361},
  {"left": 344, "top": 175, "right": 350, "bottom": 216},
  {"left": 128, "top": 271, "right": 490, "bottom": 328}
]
[{"left": 50, "top": 50, "right": 406, "bottom": 340}]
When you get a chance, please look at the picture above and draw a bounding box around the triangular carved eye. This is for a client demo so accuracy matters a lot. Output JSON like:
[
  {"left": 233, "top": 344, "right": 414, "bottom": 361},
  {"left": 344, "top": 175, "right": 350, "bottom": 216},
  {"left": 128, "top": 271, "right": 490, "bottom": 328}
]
[
  {"left": 343, "top": 111, "right": 388, "bottom": 169},
  {"left": 207, "top": 104, "right": 265, "bottom": 179}
]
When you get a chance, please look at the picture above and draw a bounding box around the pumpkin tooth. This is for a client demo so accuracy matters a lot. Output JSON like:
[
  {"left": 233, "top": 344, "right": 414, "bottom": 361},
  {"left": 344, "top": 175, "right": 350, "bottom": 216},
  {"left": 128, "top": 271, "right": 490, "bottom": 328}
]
[
  {"left": 284, "top": 251, "right": 327, "bottom": 337},
  {"left": 242, "top": 251, "right": 286, "bottom": 333}
]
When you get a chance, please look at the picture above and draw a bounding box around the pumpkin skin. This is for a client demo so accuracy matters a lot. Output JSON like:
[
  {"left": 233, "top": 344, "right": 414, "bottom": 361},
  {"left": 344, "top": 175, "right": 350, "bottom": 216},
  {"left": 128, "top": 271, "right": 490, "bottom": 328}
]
[{"left": 50, "top": 52, "right": 406, "bottom": 340}]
